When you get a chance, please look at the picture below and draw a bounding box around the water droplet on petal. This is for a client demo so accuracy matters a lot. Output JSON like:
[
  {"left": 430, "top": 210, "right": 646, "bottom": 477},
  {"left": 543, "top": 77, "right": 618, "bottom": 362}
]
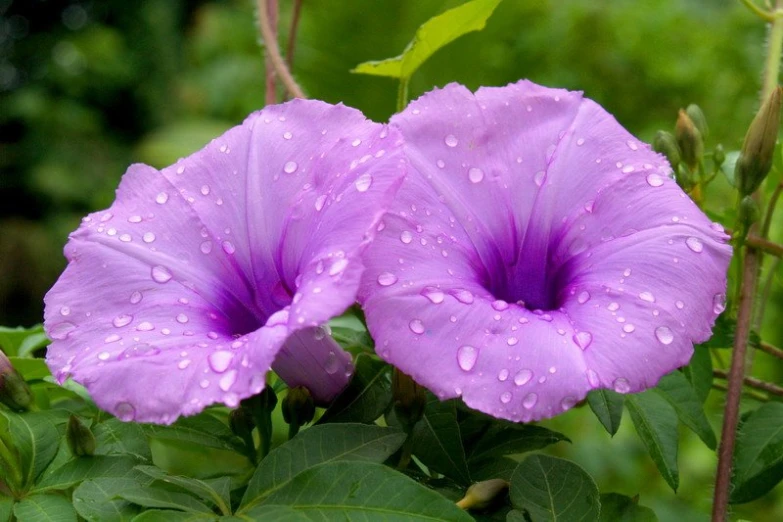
[
  {"left": 445, "top": 134, "right": 458, "bottom": 147},
  {"left": 522, "top": 393, "right": 538, "bottom": 409},
  {"left": 142, "top": 232, "right": 155, "bottom": 243},
  {"left": 468, "top": 167, "right": 484, "bottom": 183},
  {"left": 283, "top": 131, "right": 292, "bottom": 140},
  {"left": 59, "top": 306, "right": 71, "bottom": 316},
  {"left": 151, "top": 265, "right": 172, "bottom": 283},
  {"left": 201, "top": 185, "right": 210, "bottom": 196},
  {"left": 498, "top": 369, "right": 509, "bottom": 381},
  {"left": 534, "top": 171, "right": 546, "bottom": 187},
  {"left": 457, "top": 345, "right": 478, "bottom": 371},
  {"left": 561, "top": 396, "right": 577, "bottom": 410},
  {"left": 222, "top": 241, "right": 236, "bottom": 254},
  {"left": 208, "top": 351, "right": 233, "bottom": 373},
  {"left": 421, "top": 287, "right": 445, "bottom": 304},
  {"left": 97, "top": 351, "right": 111, "bottom": 361},
  {"left": 219, "top": 370, "right": 237, "bottom": 391},
  {"left": 314, "top": 194, "right": 327, "bottom": 211},
  {"left": 377, "top": 272, "right": 397, "bottom": 286},
  {"left": 686, "top": 237, "right": 704, "bottom": 253},
  {"left": 324, "top": 351, "right": 339, "bottom": 374},
  {"left": 514, "top": 369, "right": 533, "bottom": 386},
  {"left": 104, "top": 334, "right": 121, "bottom": 343},
  {"left": 136, "top": 322, "right": 154, "bottom": 331},
  {"left": 492, "top": 299, "right": 509, "bottom": 311},
  {"left": 200, "top": 240, "right": 213, "bottom": 254},
  {"left": 587, "top": 369, "right": 600, "bottom": 387},
  {"left": 409, "top": 319, "right": 425, "bottom": 334},
  {"left": 355, "top": 173, "right": 372, "bottom": 192},
  {"left": 329, "top": 258, "right": 349, "bottom": 276},
  {"left": 573, "top": 331, "right": 592, "bottom": 350},
  {"left": 450, "top": 289, "right": 474, "bottom": 304},
  {"left": 713, "top": 293, "right": 726, "bottom": 314},
  {"left": 613, "top": 378, "right": 631, "bottom": 394},
  {"left": 119, "top": 234, "right": 132, "bottom": 242},
  {"left": 284, "top": 161, "right": 298, "bottom": 174},
  {"left": 675, "top": 300, "right": 685, "bottom": 309},
  {"left": 178, "top": 359, "right": 191, "bottom": 370},
  {"left": 176, "top": 313, "right": 189, "bottom": 324},
  {"left": 655, "top": 326, "right": 674, "bottom": 345},
  {"left": 112, "top": 315, "right": 133, "bottom": 328},
  {"left": 400, "top": 231, "right": 413, "bottom": 244},
  {"left": 115, "top": 402, "right": 135, "bottom": 421},
  {"left": 607, "top": 302, "right": 620, "bottom": 311},
  {"left": 507, "top": 337, "right": 518, "bottom": 346},
  {"left": 577, "top": 291, "right": 590, "bottom": 304},
  {"left": 500, "top": 392, "right": 512, "bottom": 404},
  {"left": 639, "top": 291, "right": 655, "bottom": 303},
  {"left": 623, "top": 324, "right": 636, "bottom": 333},
  {"left": 155, "top": 192, "right": 168, "bottom": 204},
  {"left": 352, "top": 138, "right": 362, "bottom": 147}
]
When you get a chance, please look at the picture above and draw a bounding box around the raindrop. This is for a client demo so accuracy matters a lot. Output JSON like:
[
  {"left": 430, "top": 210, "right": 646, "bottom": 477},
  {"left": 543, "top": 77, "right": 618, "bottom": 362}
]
[
  {"left": 208, "top": 351, "right": 233, "bottom": 373},
  {"left": 686, "top": 237, "right": 704, "bottom": 253},
  {"left": 178, "top": 359, "right": 190, "bottom": 370},
  {"left": 151, "top": 265, "right": 172, "bottom": 283},
  {"left": 561, "top": 397, "right": 577, "bottom": 410},
  {"left": 219, "top": 370, "right": 237, "bottom": 392},
  {"left": 400, "top": 231, "right": 413, "bottom": 244},
  {"left": 639, "top": 291, "right": 655, "bottom": 303},
  {"left": 675, "top": 300, "right": 685, "bottom": 309},
  {"left": 500, "top": 392, "right": 512, "bottom": 404},
  {"left": 284, "top": 161, "right": 298, "bottom": 174},
  {"left": 577, "top": 291, "right": 590, "bottom": 304},
  {"left": 409, "top": 319, "right": 425, "bottom": 334},
  {"left": 104, "top": 334, "right": 121, "bottom": 343},
  {"left": 155, "top": 192, "right": 169, "bottom": 204},
  {"left": 576, "top": 138, "right": 585, "bottom": 146},
  {"left": 201, "top": 185, "right": 210, "bottom": 196},
  {"left": 222, "top": 241, "right": 236, "bottom": 254},
  {"left": 522, "top": 393, "right": 538, "bottom": 409},
  {"left": 314, "top": 195, "right": 327, "bottom": 211},
  {"left": 324, "top": 352, "right": 339, "bottom": 374},
  {"left": 573, "top": 331, "right": 593, "bottom": 350},
  {"left": 142, "top": 232, "right": 155, "bottom": 243},
  {"left": 49, "top": 322, "right": 76, "bottom": 340},
  {"left": 355, "top": 173, "right": 373, "bottom": 192},
  {"left": 607, "top": 302, "right": 620, "bottom": 311},
  {"left": 445, "top": 134, "right": 458, "bottom": 147},
  {"left": 329, "top": 258, "right": 348, "bottom": 276},
  {"left": 377, "top": 272, "right": 398, "bottom": 286},
  {"left": 468, "top": 167, "right": 484, "bottom": 183},
  {"left": 119, "top": 234, "right": 132, "bottom": 242},
  {"left": 115, "top": 402, "right": 135, "bottom": 421},
  {"left": 98, "top": 351, "right": 111, "bottom": 361},
  {"left": 176, "top": 313, "right": 189, "bottom": 324},
  {"left": 59, "top": 306, "right": 71, "bottom": 316},
  {"left": 283, "top": 131, "right": 292, "bottom": 140},
  {"left": 457, "top": 345, "right": 478, "bottom": 371},
  {"left": 437, "top": 159, "right": 445, "bottom": 168},
  {"left": 492, "top": 300, "right": 509, "bottom": 311},
  {"left": 113, "top": 315, "right": 133, "bottom": 328},
  {"left": 200, "top": 240, "right": 213, "bottom": 254},
  {"left": 352, "top": 138, "right": 362, "bottom": 147},
  {"left": 128, "top": 215, "right": 142, "bottom": 223},
  {"left": 498, "top": 369, "right": 510, "bottom": 381},
  {"left": 613, "top": 378, "right": 631, "bottom": 394},
  {"left": 136, "top": 322, "right": 154, "bottom": 331},
  {"left": 587, "top": 369, "right": 600, "bottom": 387},
  {"left": 623, "top": 324, "right": 636, "bottom": 333},
  {"left": 450, "top": 289, "right": 474, "bottom": 304},
  {"left": 713, "top": 293, "right": 726, "bottom": 314},
  {"left": 655, "top": 326, "right": 674, "bottom": 345},
  {"left": 421, "top": 287, "right": 445, "bottom": 304},
  {"left": 623, "top": 268, "right": 632, "bottom": 277},
  {"left": 534, "top": 171, "right": 546, "bottom": 187},
  {"left": 648, "top": 174, "right": 664, "bottom": 186},
  {"left": 507, "top": 337, "right": 519, "bottom": 346},
  {"left": 514, "top": 369, "right": 533, "bottom": 386}
]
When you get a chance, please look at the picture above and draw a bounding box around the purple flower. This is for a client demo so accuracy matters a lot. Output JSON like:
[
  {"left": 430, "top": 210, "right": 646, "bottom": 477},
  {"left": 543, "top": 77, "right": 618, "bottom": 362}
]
[
  {"left": 44, "top": 100, "right": 405, "bottom": 424},
  {"left": 359, "top": 81, "right": 731, "bottom": 422}
]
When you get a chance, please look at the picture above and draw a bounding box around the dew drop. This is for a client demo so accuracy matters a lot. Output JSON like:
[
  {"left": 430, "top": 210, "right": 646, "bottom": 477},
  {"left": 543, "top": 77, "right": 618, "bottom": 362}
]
[
  {"left": 639, "top": 291, "right": 655, "bottom": 303},
  {"left": 222, "top": 241, "right": 236, "bottom": 254},
  {"left": 377, "top": 272, "right": 398, "bottom": 286},
  {"left": 587, "top": 369, "right": 600, "bottom": 387},
  {"left": 283, "top": 131, "right": 292, "bottom": 140},
  {"left": 492, "top": 299, "right": 509, "bottom": 311},
  {"left": 498, "top": 369, "right": 509, "bottom": 381},
  {"left": 284, "top": 161, "right": 298, "bottom": 174},
  {"left": 444, "top": 134, "right": 458, "bottom": 147},
  {"left": 178, "top": 359, "right": 191, "bottom": 370},
  {"left": 573, "top": 331, "right": 593, "bottom": 350},
  {"left": 409, "top": 319, "right": 425, "bottom": 335},
  {"left": 329, "top": 258, "right": 348, "bottom": 276},
  {"left": 500, "top": 392, "right": 512, "bottom": 404},
  {"left": 176, "top": 313, "right": 189, "bottom": 324},
  {"left": 98, "top": 351, "right": 111, "bottom": 361},
  {"left": 577, "top": 291, "right": 590, "bottom": 304},
  {"left": 421, "top": 287, "right": 445, "bottom": 304},
  {"left": 355, "top": 173, "right": 373, "bottom": 192},
  {"left": 613, "top": 378, "right": 631, "bottom": 394},
  {"left": 522, "top": 393, "right": 538, "bottom": 409},
  {"left": 713, "top": 293, "right": 726, "bottom": 314},
  {"left": 201, "top": 185, "right": 210, "bottom": 196},
  {"left": 208, "top": 351, "right": 233, "bottom": 373},
  {"left": 468, "top": 167, "right": 484, "bottom": 183},
  {"left": 686, "top": 237, "right": 704, "bottom": 253},
  {"left": 436, "top": 159, "right": 445, "bottom": 168},
  {"left": 104, "top": 334, "right": 121, "bottom": 344},
  {"left": 155, "top": 192, "right": 169, "bottom": 204},
  {"left": 607, "top": 302, "right": 620, "bottom": 312},
  {"left": 119, "top": 234, "right": 132, "bottom": 242},
  {"left": 623, "top": 324, "right": 636, "bottom": 333},
  {"left": 514, "top": 369, "right": 533, "bottom": 386},
  {"left": 200, "top": 240, "right": 213, "bottom": 254},
  {"left": 115, "top": 402, "right": 135, "bottom": 422},
  {"left": 675, "top": 300, "right": 685, "bottom": 309},
  {"left": 151, "top": 265, "right": 172, "bottom": 283},
  {"left": 49, "top": 321, "right": 76, "bottom": 340},
  {"left": 507, "top": 337, "right": 519, "bottom": 346},
  {"left": 352, "top": 138, "right": 362, "bottom": 147},
  {"left": 136, "top": 322, "right": 154, "bottom": 331},
  {"left": 219, "top": 370, "right": 237, "bottom": 392},
  {"left": 457, "top": 345, "right": 478, "bottom": 371},
  {"left": 534, "top": 170, "right": 546, "bottom": 187},
  {"left": 450, "top": 289, "right": 474, "bottom": 304},
  {"left": 400, "top": 231, "right": 413, "bottom": 244},
  {"left": 324, "top": 351, "right": 340, "bottom": 374},
  {"left": 655, "top": 326, "right": 674, "bottom": 345},
  {"left": 112, "top": 314, "right": 133, "bottom": 328},
  {"left": 576, "top": 138, "right": 585, "bottom": 146}
]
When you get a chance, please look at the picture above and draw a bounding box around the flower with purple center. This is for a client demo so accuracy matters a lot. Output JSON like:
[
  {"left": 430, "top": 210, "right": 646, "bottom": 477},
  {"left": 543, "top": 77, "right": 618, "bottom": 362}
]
[
  {"left": 359, "top": 81, "right": 731, "bottom": 422},
  {"left": 44, "top": 100, "right": 405, "bottom": 424}
]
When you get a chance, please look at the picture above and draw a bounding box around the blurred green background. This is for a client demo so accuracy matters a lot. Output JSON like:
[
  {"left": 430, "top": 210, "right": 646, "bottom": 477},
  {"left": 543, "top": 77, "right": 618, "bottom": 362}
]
[{"left": 1, "top": 0, "right": 781, "bottom": 519}]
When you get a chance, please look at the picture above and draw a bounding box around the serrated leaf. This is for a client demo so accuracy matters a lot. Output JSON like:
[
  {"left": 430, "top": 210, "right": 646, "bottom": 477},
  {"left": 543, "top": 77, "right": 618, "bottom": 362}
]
[
  {"left": 509, "top": 454, "right": 600, "bottom": 522},
  {"left": 680, "top": 347, "right": 713, "bottom": 403},
  {"left": 34, "top": 455, "right": 141, "bottom": 493},
  {"left": 143, "top": 414, "right": 244, "bottom": 454},
  {"left": 0, "top": 325, "right": 48, "bottom": 357},
  {"left": 352, "top": 0, "right": 502, "bottom": 80},
  {"left": 730, "top": 402, "right": 783, "bottom": 503},
  {"left": 94, "top": 419, "right": 152, "bottom": 461},
  {"left": 587, "top": 388, "right": 624, "bottom": 436},
  {"left": 73, "top": 477, "right": 146, "bottom": 522},
  {"left": 626, "top": 392, "right": 679, "bottom": 492},
  {"left": 467, "top": 424, "right": 569, "bottom": 464},
  {"left": 411, "top": 396, "right": 471, "bottom": 485},
  {"left": 12, "top": 494, "right": 77, "bottom": 522},
  {"left": 259, "top": 461, "right": 472, "bottom": 521},
  {"left": 653, "top": 370, "right": 716, "bottom": 449},
  {"left": 118, "top": 487, "right": 213, "bottom": 513},
  {"left": 239, "top": 423, "right": 405, "bottom": 512},
  {"left": 0, "top": 411, "right": 60, "bottom": 489},
  {"left": 131, "top": 511, "right": 216, "bottom": 522},
  {"left": 135, "top": 466, "right": 230, "bottom": 515},
  {"left": 598, "top": 493, "right": 658, "bottom": 522},
  {"left": 318, "top": 354, "right": 391, "bottom": 424}
]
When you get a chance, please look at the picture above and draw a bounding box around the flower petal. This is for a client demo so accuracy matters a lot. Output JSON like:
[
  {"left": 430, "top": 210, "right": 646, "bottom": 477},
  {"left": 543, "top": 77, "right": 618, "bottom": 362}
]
[{"left": 45, "top": 100, "right": 405, "bottom": 423}]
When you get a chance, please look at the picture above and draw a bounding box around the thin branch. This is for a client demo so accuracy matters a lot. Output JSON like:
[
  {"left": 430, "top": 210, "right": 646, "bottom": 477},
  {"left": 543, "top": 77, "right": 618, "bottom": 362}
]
[
  {"left": 257, "top": 0, "right": 306, "bottom": 100},
  {"left": 286, "top": 0, "right": 304, "bottom": 70},
  {"left": 761, "top": 181, "right": 783, "bottom": 238},
  {"left": 759, "top": 339, "right": 783, "bottom": 360},
  {"left": 745, "top": 234, "right": 783, "bottom": 257},
  {"left": 755, "top": 257, "right": 781, "bottom": 328},
  {"left": 712, "top": 381, "right": 769, "bottom": 402},
  {"left": 714, "top": 368, "right": 783, "bottom": 397},
  {"left": 741, "top": 0, "right": 775, "bottom": 22},
  {"left": 263, "top": 0, "right": 278, "bottom": 106}
]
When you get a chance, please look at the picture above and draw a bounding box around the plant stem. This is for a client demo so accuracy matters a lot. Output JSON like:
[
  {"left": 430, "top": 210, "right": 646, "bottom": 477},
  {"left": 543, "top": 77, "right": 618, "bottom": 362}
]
[
  {"left": 760, "top": 181, "right": 783, "bottom": 239},
  {"left": 712, "top": 381, "right": 769, "bottom": 402},
  {"left": 755, "top": 258, "right": 781, "bottom": 328},
  {"left": 759, "top": 339, "right": 783, "bottom": 359},
  {"left": 397, "top": 78, "right": 410, "bottom": 113},
  {"left": 257, "top": 0, "right": 306, "bottom": 100},
  {"left": 286, "top": 0, "right": 304, "bottom": 70},
  {"left": 713, "top": 368, "right": 783, "bottom": 397},
  {"left": 741, "top": 0, "right": 775, "bottom": 22},
  {"left": 263, "top": 0, "right": 278, "bottom": 105},
  {"left": 746, "top": 234, "right": 783, "bottom": 257}
]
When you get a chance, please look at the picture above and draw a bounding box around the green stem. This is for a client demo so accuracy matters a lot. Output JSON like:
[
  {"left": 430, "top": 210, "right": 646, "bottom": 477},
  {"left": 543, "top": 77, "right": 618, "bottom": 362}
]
[
  {"left": 397, "top": 78, "right": 410, "bottom": 113},
  {"left": 764, "top": 10, "right": 783, "bottom": 101},
  {"left": 397, "top": 434, "right": 415, "bottom": 470},
  {"left": 741, "top": 0, "right": 775, "bottom": 22},
  {"left": 761, "top": 182, "right": 783, "bottom": 239}
]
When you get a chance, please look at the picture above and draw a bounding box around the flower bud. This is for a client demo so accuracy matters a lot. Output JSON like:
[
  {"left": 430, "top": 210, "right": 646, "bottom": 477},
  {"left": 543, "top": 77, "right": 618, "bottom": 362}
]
[
  {"left": 241, "top": 386, "right": 277, "bottom": 458},
  {"left": 676, "top": 109, "right": 704, "bottom": 170},
  {"left": 229, "top": 407, "right": 255, "bottom": 439},
  {"left": 392, "top": 369, "right": 426, "bottom": 432},
  {"left": 736, "top": 86, "right": 782, "bottom": 196},
  {"left": 66, "top": 415, "right": 96, "bottom": 457},
  {"left": 0, "top": 351, "right": 33, "bottom": 412},
  {"left": 653, "top": 130, "right": 681, "bottom": 169},
  {"left": 282, "top": 386, "right": 315, "bottom": 427},
  {"left": 713, "top": 144, "right": 725, "bottom": 168},
  {"left": 686, "top": 104, "right": 709, "bottom": 138},
  {"left": 456, "top": 479, "right": 509, "bottom": 510},
  {"left": 675, "top": 163, "right": 695, "bottom": 192},
  {"left": 738, "top": 195, "right": 761, "bottom": 231}
]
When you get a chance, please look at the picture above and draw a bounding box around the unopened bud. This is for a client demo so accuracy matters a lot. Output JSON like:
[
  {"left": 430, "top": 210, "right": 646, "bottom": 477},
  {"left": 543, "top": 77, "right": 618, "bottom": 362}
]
[
  {"left": 66, "top": 415, "right": 96, "bottom": 457},
  {"left": 392, "top": 369, "right": 426, "bottom": 432},
  {"left": 686, "top": 104, "right": 709, "bottom": 138},
  {"left": 456, "top": 479, "right": 509, "bottom": 510},
  {"left": 676, "top": 109, "right": 704, "bottom": 170},
  {"left": 738, "top": 195, "right": 761, "bottom": 230},
  {"left": 0, "top": 351, "right": 33, "bottom": 412},
  {"left": 713, "top": 144, "right": 725, "bottom": 168},
  {"left": 653, "top": 130, "right": 681, "bottom": 169},
  {"left": 241, "top": 386, "right": 277, "bottom": 458},
  {"left": 229, "top": 407, "right": 255, "bottom": 439},
  {"left": 282, "top": 386, "right": 315, "bottom": 427},
  {"left": 736, "top": 86, "right": 782, "bottom": 196},
  {"left": 675, "top": 163, "right": 695, "bottom": 192}
]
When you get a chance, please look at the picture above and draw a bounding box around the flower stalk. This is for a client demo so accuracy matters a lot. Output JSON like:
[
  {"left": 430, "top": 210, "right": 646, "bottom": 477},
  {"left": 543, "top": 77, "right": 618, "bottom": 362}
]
[{"left": 257, "top": 0, "right": 305, "bottom": 100}]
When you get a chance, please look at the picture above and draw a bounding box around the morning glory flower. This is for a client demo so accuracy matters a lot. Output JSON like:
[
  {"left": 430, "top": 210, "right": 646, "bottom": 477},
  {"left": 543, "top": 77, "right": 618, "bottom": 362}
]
[
  {"left": 359, "top": 81, "right": 731, "bottom": 422},
  {"left": 44, "top": 100, "right": 405, "bottom": 424}
]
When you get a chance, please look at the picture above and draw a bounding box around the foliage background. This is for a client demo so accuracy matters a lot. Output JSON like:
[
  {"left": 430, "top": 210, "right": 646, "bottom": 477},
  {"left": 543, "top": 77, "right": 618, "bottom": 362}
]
[{"left": 1, "top": 0, "right": 781, "bottom": 519}]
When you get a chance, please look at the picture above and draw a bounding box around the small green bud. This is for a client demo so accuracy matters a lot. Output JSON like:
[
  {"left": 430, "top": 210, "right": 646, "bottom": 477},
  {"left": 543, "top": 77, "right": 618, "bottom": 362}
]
[
  {"left": 282, "top": 386, "right": 315, "bottom": 427},
  {"left": 456, "top": 479, "right": 509, "bottom": 510},
  {"left": 713, "top": 144, "right": 725, "bottom": 168},
  {"left": 653, "top": 130, "right": 681, "bottom": 168},
  {"left": 736, "top": 86, "right": 782, "bottom": 196},
  {"left": 675, "top": 163, "right": 695, "bottom": 192},
  {"left": 229, "top": 407, "right": 255, "bottom": 439},
  {"left": 392, "top": 369, "right": 426, "bottom": 432},
  {"left": 66, "top": 415, "right": 96, "bottom": 457},
  {"left": 686, "top": 104, "right": 709, "bottom": 138},
  {"left": 676, "top": 109, "right": 704, "bottom": 170},
  {"left": 738, "top": 195, "right": 761, "bottom": 230},
  {"left": 0, "top": 351, "right": 33, "bottom": 412},
  {"left": 241, "top": 386, "right": 277, "bottom": 458}
]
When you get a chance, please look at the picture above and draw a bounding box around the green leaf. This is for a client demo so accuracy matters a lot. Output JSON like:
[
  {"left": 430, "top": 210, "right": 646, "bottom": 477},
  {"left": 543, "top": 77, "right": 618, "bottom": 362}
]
[
  {"left": 0, "top": 411, "right": 60, "bottom": 489},
  {"left": 94, "top": 418, "right": 152, "bottom": 461},
  {"left": 12, "top": 494, "right": 77, "bottom": 522},
  {"left": 143, "top": 414, "right": 244, "bottom": 454},
  {"left": 587, "top": 388, "right": 624, "bottom": 436},
  {"left": 7, "top": 357, "right": 51, "bottom": 381},
  {"left": 118, "top": 487, "right": 213, "bottom": 513},
  {"left": 680, "top": 346, "right": 713, "bottom": 403},
  {"left": 73, "top": 477, "right": 147, "bottom": 522},
  {"left": 509, "top": 454, "right": 600, "bottom": 522},
  {"left": 318, "top": 354, "right": 392, "bottom": 424},
  {"left": 626, "top": 391, "right": 679, "bottom": 492},
  {"left": 0, "top": 497, "right": 13, "bottom": 522},
  {"left": 352, "top": 0, "right": 502, "bottom": 80},
  {"left": 135, "top": 466, "right": 230, "bottom": 515},
  {"left": 259, "top": 461, "right": 472, "bottom": 521},
  {"left": 467, "top": 424, "right": 569, "bottom": 464},
  {"left": 411, "top": 396, "right": 471, "bottom": 485},
  {"left": 239, "top": 423, "right": 405, "bottom": 512},
  {"left": 598, "top": 493, "right": 658, "bottom": 522},
  {"left": 329, "top": 313, "right": 374, "bottom": 354},
  {"left": 238, "top": 505, "right": 308, "bottom": 521},
  {"left": 0, "top": 325, "right": 48, "bottom": 358},
  {"left": 469, "top": 456, "right": 519, "bottom": 482},
  {"left": 35, "top": 455, "right": 141, "bottom": 493},
  {"left": 730, "top": 402, "right": 783, "bottom": 503},
  {"left": 653, "top": 370, "right": 716, "bottom": 449},
  {"left": 131, "top": 511, "right": 216, "bottom": 522}
]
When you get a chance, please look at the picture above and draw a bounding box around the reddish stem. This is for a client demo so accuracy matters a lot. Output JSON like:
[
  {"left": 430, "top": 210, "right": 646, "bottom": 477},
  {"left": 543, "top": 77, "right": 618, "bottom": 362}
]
[{"left": 264, "top": 0, "right": 279, "bottom": 106}]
